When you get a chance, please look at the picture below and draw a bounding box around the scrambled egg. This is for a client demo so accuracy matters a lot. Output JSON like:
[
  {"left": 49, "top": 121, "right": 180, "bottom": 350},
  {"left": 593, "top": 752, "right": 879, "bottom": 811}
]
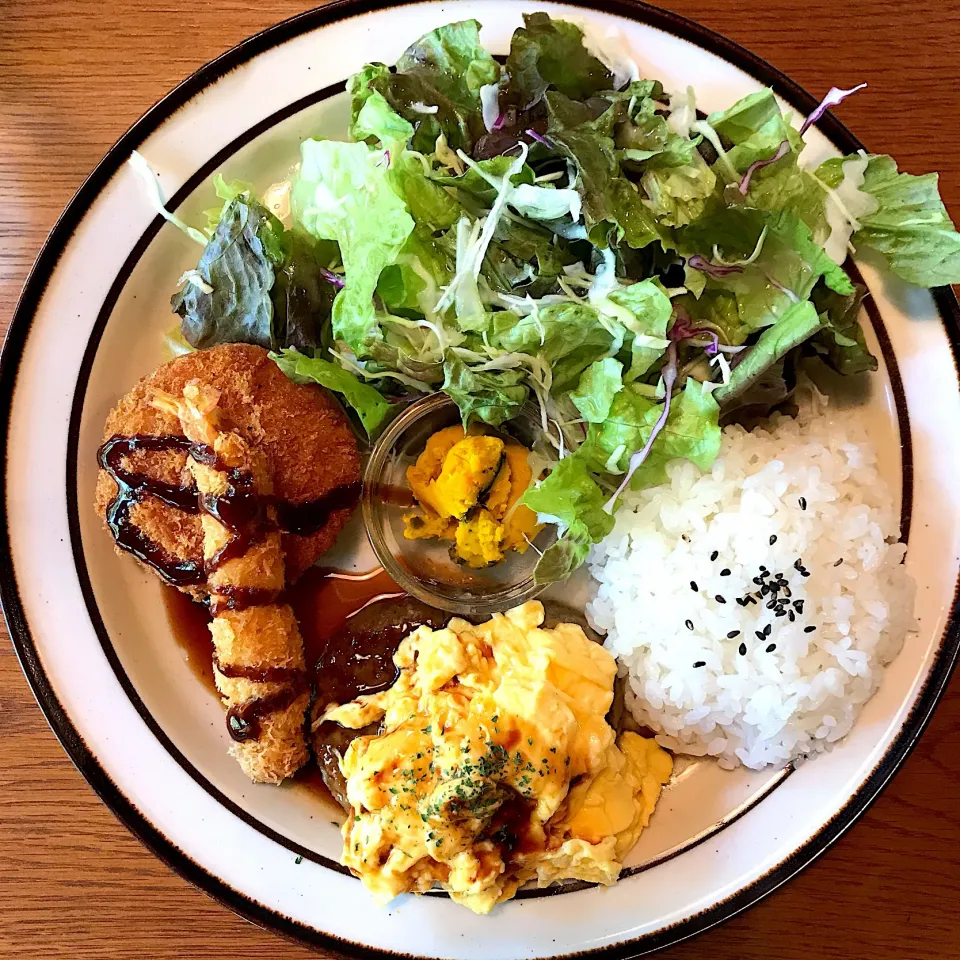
[
  {"left": 403, "top": 426, "right": 541, "bottom": 568},
  {"left": 322, "top": 601, "right": 673, "bottom": 913}
]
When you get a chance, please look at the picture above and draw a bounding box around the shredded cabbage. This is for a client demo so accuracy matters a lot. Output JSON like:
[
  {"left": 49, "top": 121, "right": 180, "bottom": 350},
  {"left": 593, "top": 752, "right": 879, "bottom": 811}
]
[
  {"left": 710, "top": 351, "right": 732, "bottom": 386},
  {"left": 667, "top": 86, "right": 697, "bottom": 138},
  {"left": 818, "top": 152, "right": 880, "bottom": 263},
  {"left": 479, "top": 82, "right": 501, "bottom": 132},
  {"left": 434, "top": 134, "right": 465, "bottom": 175},
  {"left": 568, "top": 18, "right": 640, "bottom": 91},
  {"left": 128, "top": 151, "right": 207, "bottom": 246},
  {"left": 262, "top": 179, "right": 292, "bottom": 223},
  {"left": 714, "top": 226, "right": 769, "bottom": 266},
  {"left": 176, "top": 268, "right": 213, "bottom": 295},
  {"left": 436, "top": 145, "right": 529, "bottom": 323},
  {"left": 690, "top": 120, "right": 739, "bottom": 183}
]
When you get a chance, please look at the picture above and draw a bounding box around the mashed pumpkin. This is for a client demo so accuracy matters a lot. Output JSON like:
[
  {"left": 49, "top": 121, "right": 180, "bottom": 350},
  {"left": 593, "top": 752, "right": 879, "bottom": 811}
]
[
  {"left": 403, "top": 425, "right": 542, "bottom": 568},
  {"left": 322, "top": 601, "right": 672, "bottom": 913}
]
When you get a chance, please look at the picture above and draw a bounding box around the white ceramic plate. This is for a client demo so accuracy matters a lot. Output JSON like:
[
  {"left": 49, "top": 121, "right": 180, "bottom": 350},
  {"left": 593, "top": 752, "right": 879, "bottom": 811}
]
[{"left": 3, "top": 2, "right": 959, "bottom": 957}]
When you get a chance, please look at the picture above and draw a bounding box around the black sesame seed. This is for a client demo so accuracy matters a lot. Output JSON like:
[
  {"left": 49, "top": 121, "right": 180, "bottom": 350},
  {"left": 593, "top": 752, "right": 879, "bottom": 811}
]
[
  {"left": 747, "top": 596, "right": 758, "bottom": 605},
  {"left": 763, "top": 624, "right": 772, "bottom": 637},
  {"left": 715, "top": 595, "right": 727, "bottom": 604},
  {"left": 801, "top": 569, "right": 811, "bottom": 578},
  {"left": 685, "top": 619, "right": 694, "bottom": 630},
  {"left": 736, "top": 597, "right": 748, "bottom": 606},
  {"left": 710, "top": 550, "right": 719, "bottom": 561},
  {"left": 690, "top": 581, "right": 698, "bottom": 591},
  {"left": 794, "top": 558, "right": 803, "bottom": 570},
  {"left": 693, "top": 661, "right": 706, "bottom": 668},
  {"left": 793, "top": 599, "right": 804, "bottom": 611},
  {"left": 799, "top": 497, "right": 807, "bottom": 510},
  {"left": 804, "top": 625, "right": 816, "bottom": 633},
  {"left": 738, "top": 643, "right": 747, "bottom": 655},
  {"left": 759, "top": 565, "right": 768, "bottom": 573},
  {"left": 720, "top": 568, "right": 731, "bottom": 576},
  {"left": 834, "top": 558, "right": 844, "bottom": 567},
  {"left": 755, "top": 630, "right": 765, "bottom": 641},
  {"left": 769, "top": 534, "right": 777, "bottom": 545},
  {"left": 752, "top": 577, "right": 763, "bottom": 586},
  {"left": 788, "top": 611, "right": 795, "bottom": 622},
  {"left": 766, "top": 643, "right": 776, "bottom": 652},
  {"left": 727, "top": 630, "right": 741, "bottom": 639},
  {"left": 775, "top": 609, "right": 786, "bottom": 617},
  {"left": 766, "top": 599, "right": 776, "bottom": 609}
]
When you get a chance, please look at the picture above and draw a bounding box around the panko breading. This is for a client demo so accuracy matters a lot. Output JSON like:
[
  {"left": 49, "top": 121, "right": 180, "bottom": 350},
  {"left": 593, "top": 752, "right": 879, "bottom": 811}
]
[
  {"left": 95, "top": 343, "right": 360, "bottom": 596},
  {"left": 149, "top": 380, "right": 310, "bottom": 783}
]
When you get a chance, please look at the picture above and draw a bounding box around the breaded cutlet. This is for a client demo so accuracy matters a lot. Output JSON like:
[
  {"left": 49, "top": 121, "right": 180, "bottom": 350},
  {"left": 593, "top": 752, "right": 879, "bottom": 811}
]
[{"left": 95, "top": 343, "right": 361, "bottom": 596}]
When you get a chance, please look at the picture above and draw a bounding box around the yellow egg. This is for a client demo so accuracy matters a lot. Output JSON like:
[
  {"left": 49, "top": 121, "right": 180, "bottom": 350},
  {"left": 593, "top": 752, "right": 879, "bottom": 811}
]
[{"left": 322, "top": 601, "right": 673, "bottom": 913}]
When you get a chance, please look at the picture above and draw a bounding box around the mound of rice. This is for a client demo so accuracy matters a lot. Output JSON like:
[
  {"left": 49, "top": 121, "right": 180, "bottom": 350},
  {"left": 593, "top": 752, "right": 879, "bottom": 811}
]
[{"left": 586, "top": 398, "right": 916, "bottom": 770}]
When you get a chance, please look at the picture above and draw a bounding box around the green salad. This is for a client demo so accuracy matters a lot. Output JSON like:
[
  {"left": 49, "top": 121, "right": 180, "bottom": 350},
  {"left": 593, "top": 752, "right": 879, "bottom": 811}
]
[{"left": 145, "top": 13, "right": 960, "bottom": 583}]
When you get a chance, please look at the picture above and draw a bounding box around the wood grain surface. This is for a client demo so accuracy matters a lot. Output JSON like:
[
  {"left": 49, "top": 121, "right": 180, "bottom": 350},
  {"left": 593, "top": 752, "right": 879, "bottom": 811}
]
[{"left": 1, "top": 1, "right": 959, "bottom": 958}]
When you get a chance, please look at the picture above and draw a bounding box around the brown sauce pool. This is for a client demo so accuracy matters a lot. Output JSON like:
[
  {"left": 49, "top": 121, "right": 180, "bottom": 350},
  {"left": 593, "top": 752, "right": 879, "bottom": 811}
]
[
  {"left": 163, "top": 565, "right": 424, "bottom": 811},
  {"left": 162, "top": 566, "right": 407, "bottom": 696},
  {"left": 163, "top": 570, "right": 613, "bottom": 812},
  {"left": 163, "top": 586, "right": 217, "bottom": 692}
]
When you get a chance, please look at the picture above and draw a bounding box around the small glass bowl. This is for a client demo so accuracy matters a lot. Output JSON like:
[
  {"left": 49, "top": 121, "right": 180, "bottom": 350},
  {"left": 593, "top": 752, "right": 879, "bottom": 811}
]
[{"left": 362, "top": 394, "right": 555, "bottom": 616}]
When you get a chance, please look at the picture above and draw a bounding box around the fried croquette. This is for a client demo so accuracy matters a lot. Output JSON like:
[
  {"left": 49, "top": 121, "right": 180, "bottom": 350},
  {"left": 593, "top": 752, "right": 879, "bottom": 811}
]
[
  {"left": 95, "top": 344, "right": 361, "bottom": 596},
  {"left": 151, "top": 381, "right": 309, "bottom": 783}
]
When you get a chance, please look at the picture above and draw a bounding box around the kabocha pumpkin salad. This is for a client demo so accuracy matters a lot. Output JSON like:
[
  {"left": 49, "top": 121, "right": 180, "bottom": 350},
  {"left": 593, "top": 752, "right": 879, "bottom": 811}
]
[
  {"left": 135, "top": 13, "right": 960, "bottom": 585},
  {"left": 403, "top": 425, "right": 542, "bottom": 568}
]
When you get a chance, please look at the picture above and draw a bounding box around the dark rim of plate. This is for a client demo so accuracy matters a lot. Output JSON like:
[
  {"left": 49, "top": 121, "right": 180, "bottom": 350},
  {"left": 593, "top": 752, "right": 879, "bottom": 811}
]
[{"left": 1, "top": 1, "right": 958, "bottom": 958}]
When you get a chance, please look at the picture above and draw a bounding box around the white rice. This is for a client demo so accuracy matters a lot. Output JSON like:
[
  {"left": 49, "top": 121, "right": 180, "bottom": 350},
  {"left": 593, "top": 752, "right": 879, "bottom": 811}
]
[{"left": 586, "top": 397, "right": 916, "bottom": 770}]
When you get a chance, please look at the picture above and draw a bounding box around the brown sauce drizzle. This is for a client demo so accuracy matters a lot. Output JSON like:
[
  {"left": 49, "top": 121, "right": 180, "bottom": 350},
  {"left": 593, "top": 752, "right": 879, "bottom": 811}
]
[
  {"left": 274, "top": 482, "right": 362, "bottom": 535},
  {"left": 201, "top": 470, "right": 272, "bottom": 573},
  {"left": 101, "top": 433, "right": 363, "bottom": 745},
  {"left": 212, "top": 654, "right": 307, "bottom": 686},
  {"left": 482, "top": 789, "right": 539, "bottom": 856},
  {"left": 208, "top": 586, "right": 280, "bottom": 616},
  {"left": 226, "top": 676, "right": 310, "bottom": 742},
  {"left": 98, "top": 435, "right": 205, "bottom": 586},
  {"left": 98, "top": 433, "right": 361, "bottom": 586}
]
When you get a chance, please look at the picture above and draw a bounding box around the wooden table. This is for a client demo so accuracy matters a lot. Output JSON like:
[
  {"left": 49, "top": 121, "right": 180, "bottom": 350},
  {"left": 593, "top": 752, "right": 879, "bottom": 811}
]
[{"left": 1, "top": 1, "right": 958, "bottom": 957}]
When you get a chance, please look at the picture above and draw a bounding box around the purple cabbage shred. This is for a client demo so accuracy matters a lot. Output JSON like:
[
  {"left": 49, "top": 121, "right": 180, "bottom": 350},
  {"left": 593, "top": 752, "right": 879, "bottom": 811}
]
[
  {"left": 319, "top": 267, "right": 345, "bottom": 290},
  {"left": 799, "top": 83, "right": 867, "bottom": 136},
  {"left": 736, "top": 83, "right": 866, "bottom": 197},
  {"left": 525, "top": 128, "right": 552, "bottom": 147},
  {"left": 605, "top": 342, "right": 678, "bottom": 512},
  {"left": 760, "top": 269, "right": 800, "bottom": 303},
  {"left": 687, "top": 254, "right": 745, "bottom": 279},
  {"left": 738, "top": 139, "right": 790, "bottom": 195}
]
